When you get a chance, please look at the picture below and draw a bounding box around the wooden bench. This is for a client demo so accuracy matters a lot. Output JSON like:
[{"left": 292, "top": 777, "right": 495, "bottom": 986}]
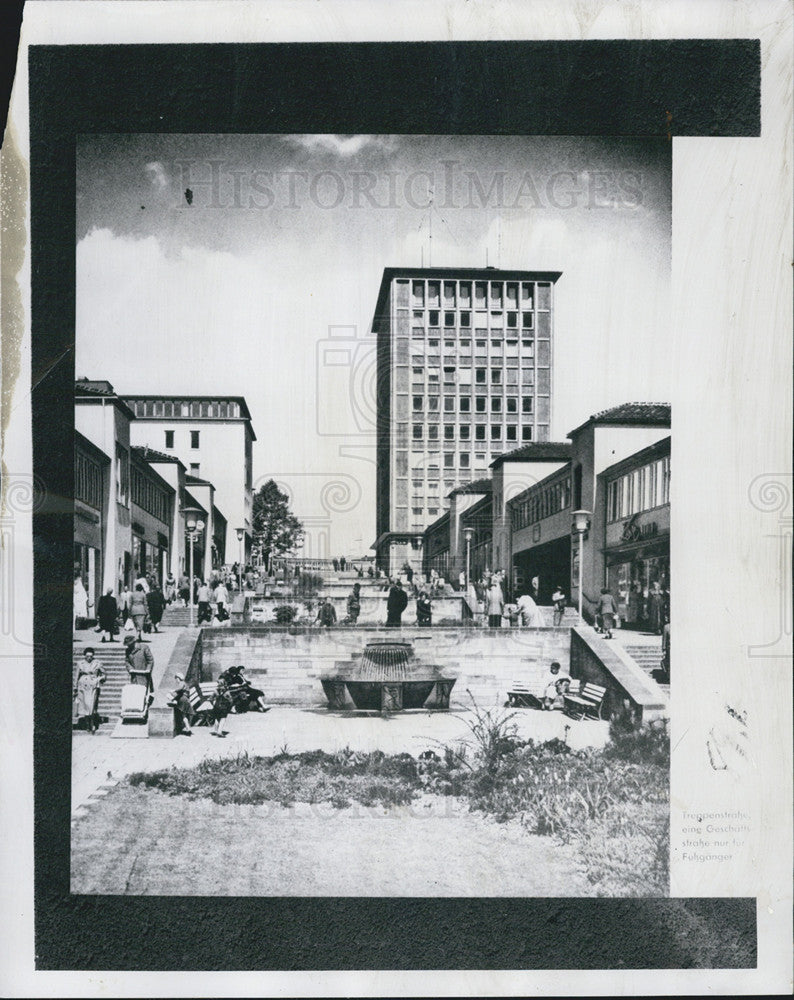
[
  {"left": 186, "top": 681, "right": 217, "bottom": 725},
  {"left": 563, "top": 682, "right": 607, "bottom": 720},
  {"left": 507, "top": 679, "right": 582, "bottom": 709},
  {"left": 507, "top": 683, "right": 543, "bottom": 708}
]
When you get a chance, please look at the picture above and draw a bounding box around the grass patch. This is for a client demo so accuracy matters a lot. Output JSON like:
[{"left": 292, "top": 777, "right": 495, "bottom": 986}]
[
  {"left": 128, "top": 748, "right": 422, "bottom": 810},
  {"left": 127, "top": 707, "right": 670, "bottom": 895}
]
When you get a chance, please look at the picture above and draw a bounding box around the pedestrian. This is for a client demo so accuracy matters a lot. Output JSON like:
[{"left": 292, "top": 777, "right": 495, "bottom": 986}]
[
  {"left": 647, "top": 581, "right": 664, "bottom": 635},
  {"left": 214, "top": 579, "right": 229, "bottom": 622},
  {"left": 661, "top": 620, "right": 671, "bottom": 679},
  {"left": 386, "top": 579, "right": 408, "bottom": 627},
  {"left": 596, "top": 586, "right": 617, "bottom": 639},
  {"left": 124, "top": 633, "right": 154, "bottom": 702},
  {"left": 134, "top": 571, "right": 150, "bottom": 594},
  {"left": 315, "top": 597, "right": 337, "bottom": 628},
  {"left": 196, "top": 580, "right": 212, "bottom": 624},
  {"left": 146, "top": 585, "right": 166, "bottom": 633},
  {"left": 346, "top": 583, "right": 362, "bottom": 625},
  {"left": 73, "top": 647, "right": 106, "bottom": 733},
  {"left": 416, "top": 589, "right": 432, "bottom": 626},
  {"left": 128, "top": 583, "right": 148, "bottom": 641},
  {"left": 551, "top": 585, "right": 567, "bottom": 627},
  {"left": 210, "top": 673, "right": 233, "bottom": 737},
  {"left": 165, "top": 573, "right": 176, "bottom": 605},
  {"left": 367, "top": 565, "right": 374, "bottom": 578},
  {"left": 486, "top": 578, "right": 504, "bottom": 628},
  {"left": 340, "top": 556, "right": 346, "bottom": 571},
  {"left": 458, "top": 570, "right": 466, "bottom": 591},
  {"left": 167, "top": 672, "right": 194, "bottom": 735},
  {"left": 73, "top": 572, "right": 89, "bottom": 631},
  {"left": 118, "top": 582, "right": 132, "bottom": 626},
  {"left": 541, "top": 661, "right": 571, "bottom": 711},
  {"left": 96, "top": 587, "right": 118, "bottom": 643},
  {"left": 516, "top": 590, "right": 542, "bottom": 627},
  {"left": 403, "top": 562, "right": 414, "bottom": 586},
  {"left": 332, "top": 558, "right": 339, "bottom": 573}
]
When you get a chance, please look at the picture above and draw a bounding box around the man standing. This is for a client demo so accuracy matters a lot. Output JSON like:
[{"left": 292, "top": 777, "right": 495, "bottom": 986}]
[
  {"left": 196, "top": 580, "right": 212, "bottom": 624},
  {"left": 386, "top": 579, "right": 408, "bottom": 627},
  {"left": 124, "top": 634, "right": 154, "bottom": 702},
  {"left": 97, "top": 587, "right": 118, "bottom": 643},
  {"left": 214, "top": 579, "right": 229, "bottom": 622},
  {"left": 486, "top": 577, "right": 504, "bottom": 628}
]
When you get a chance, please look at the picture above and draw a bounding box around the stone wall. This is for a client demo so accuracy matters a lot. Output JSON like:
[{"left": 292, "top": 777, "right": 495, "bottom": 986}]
[{"left": 200, "top": 625, "right": 571, "bottom": 709}]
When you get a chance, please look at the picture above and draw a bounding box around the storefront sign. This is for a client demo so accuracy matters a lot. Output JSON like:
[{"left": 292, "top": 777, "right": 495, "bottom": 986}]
[{"left": 621, "top": 514, "right": 658, "bottom": 543}]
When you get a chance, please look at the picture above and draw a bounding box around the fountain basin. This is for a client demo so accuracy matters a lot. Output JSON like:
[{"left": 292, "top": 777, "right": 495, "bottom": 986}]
[{"left": 321, "top": 640, "right": 456, "bottom": 713}]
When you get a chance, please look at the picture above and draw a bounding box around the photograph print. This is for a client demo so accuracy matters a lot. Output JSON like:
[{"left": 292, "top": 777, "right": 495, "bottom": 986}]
[{"left": 69, "top": 132, "right": 680, "bottom": 901}]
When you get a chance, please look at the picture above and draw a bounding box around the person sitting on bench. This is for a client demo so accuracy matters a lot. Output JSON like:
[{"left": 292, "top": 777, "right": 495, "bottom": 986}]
[
  {"left": 541, "top": 660, "right": 571, "bottom": 711},
  {"left": 167, "top": 672, "right": 194, "bottom": 735}
]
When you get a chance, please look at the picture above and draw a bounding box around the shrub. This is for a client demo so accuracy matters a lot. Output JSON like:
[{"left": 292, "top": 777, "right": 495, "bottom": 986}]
[{"left": 273, "top": 604, "right": 299, "bottom": 624}]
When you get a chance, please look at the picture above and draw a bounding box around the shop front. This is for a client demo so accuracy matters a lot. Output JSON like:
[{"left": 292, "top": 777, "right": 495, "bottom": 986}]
[{"left": 604, "top": 510, "right": 669, "bottom": 629}]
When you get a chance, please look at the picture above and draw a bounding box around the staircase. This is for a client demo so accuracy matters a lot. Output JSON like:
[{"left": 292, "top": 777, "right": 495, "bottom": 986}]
[
  {"left": 72, "top": 642, "right": 129, "bottom": 732},
  {"left": 622, "top": 642, "right": 670, "bottom": 696},
  {"left": 161, "top": 603, "right": 193, "bottom": 628}
]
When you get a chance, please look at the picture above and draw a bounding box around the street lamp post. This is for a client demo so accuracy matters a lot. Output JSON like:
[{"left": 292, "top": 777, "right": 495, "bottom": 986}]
[
  {"left": 572, "top": 509, "right": 591, "bottom": 622},
  {"left": 182, "top": 506, "right": 205, "bottom": 628},
  {"left": 236, "top": 528, "right": 245, "bottom": 595},
  {"left": 463, "top": 526, "right": 475, "bottom": 592}
]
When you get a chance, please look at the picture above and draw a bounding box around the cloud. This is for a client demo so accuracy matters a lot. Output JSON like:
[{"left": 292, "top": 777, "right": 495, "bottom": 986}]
[
  {"left": 144, "top": 161, "right": 168, "bottom": 190},
  {"left": 283, "top": 134, "right": 395, "bottom": 159}
]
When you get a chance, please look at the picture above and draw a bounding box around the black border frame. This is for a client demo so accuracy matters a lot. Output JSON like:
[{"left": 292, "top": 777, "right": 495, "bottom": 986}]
[{"left": 30, "top": 40, "right": 760, "bottom": 971}]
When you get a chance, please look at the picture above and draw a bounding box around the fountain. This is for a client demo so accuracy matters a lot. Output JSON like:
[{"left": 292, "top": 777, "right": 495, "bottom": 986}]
[{"left": 321, "top": 639, "right": 457, "bottom": 713}]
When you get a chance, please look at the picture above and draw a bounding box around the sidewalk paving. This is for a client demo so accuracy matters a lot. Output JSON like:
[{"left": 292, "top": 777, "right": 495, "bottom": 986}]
[{"left": 71, "top": 702, "right": 609, "bottom": 820}]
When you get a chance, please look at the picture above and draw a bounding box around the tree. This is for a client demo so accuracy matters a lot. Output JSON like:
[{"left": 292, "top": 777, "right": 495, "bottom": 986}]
[{"left": 251, "top": 479, "right": 304, "bottom": 571}]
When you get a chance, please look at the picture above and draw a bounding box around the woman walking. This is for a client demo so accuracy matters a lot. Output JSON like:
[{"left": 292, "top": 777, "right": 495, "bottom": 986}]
[
  {"left": 74, "top": 647, "right": 106, "bottom": 733},
  {"left": 129, "top": 584, "right": 148, "bottom": 641}
]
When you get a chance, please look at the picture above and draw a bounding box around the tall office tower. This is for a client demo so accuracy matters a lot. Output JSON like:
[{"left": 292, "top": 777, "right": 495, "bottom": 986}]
[{"left": 372, "top": 267, "right": 561, "bottom": 575}]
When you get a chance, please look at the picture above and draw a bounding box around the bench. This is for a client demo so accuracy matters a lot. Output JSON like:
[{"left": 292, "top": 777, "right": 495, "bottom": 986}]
[
  {"left": 563, "top": 682, "right": 607, "bottom": 720},
  {"left": 186, "top": 681, "right": 217, "bottom": 725},
  {"left": 507, "top": 679, "right": 581, "bottom": 709}
]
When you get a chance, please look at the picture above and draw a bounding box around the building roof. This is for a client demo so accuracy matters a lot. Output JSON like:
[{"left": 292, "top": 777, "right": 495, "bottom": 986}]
[
  {"left": 460, "top": 493, "right": 493, "bottom": 524},
  {"left": 130, "top": 448, "right": 176, "bottom": 495},
  {"left": 75, "top": 430, "right": 111, "bottom": 464},
  {"left": 599, "top": 435, "right": 671, "bottom": 481},
  {"left": 370, "top": 266, "right": 563, "bottom": 332},
  {"left": 185, "top": 473, "right": 214, "bottom": 488},
  {"left": 489, "top": 442, "right": 572, "bottom": 469},
  {"left": 182, "top": 489, "right": 207, "bottom": 516},
  {"left": 423, "top": 510, "right": 450, "bottom": 535},
  {"left": 124, "top": 394, "right": 253, "bottom": 421},
  {"left": 131, "top": 444, "right": 184, "bottom": 467},
  {"left": 567, "top": 402, "right": 671, "bottom": 438},
  {"left": 75, "top": 378, "right": 136, "bottom": 420},
  {"left": 447, "top": 478, "right": 493, "bottom": 499}
]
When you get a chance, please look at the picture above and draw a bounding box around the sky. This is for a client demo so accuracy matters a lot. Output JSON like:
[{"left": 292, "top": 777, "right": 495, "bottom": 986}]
[{"left": 76, "top": 134, "right": 671, "bottom": 557}]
